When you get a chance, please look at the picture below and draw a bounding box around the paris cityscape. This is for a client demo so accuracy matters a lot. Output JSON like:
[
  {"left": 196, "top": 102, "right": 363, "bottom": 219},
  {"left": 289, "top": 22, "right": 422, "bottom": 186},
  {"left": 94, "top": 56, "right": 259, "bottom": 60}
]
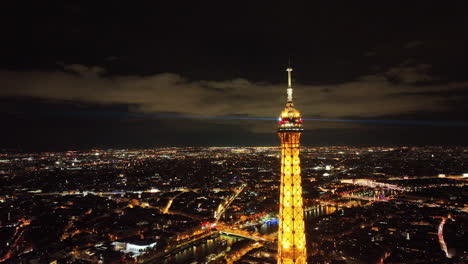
[
  {"left": 0, "top": 146, "right": 467, "bottom": 263},
  {"left": 2, "top": 2, "right": 468, "bottom": 264}
]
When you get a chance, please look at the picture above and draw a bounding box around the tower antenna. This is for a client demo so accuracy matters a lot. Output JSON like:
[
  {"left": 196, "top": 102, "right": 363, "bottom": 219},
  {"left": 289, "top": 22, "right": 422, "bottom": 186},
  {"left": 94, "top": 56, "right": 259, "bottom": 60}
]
[{"left": 286, "top": 59, "right": 293, "bottom": 102}]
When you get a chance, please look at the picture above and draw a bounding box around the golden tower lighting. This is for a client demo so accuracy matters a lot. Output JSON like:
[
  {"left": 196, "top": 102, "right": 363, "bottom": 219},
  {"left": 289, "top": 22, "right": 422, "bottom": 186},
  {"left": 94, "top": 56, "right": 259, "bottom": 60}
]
[{"left": 277, "top": 66, "right": 307, "bottom": 264}]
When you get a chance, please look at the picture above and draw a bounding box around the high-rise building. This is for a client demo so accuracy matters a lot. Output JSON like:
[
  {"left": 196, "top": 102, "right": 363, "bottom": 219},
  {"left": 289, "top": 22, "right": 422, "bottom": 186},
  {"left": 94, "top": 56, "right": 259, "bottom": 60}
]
[{"left": 277, "top": 67, "right": 307, "bottom": 264}]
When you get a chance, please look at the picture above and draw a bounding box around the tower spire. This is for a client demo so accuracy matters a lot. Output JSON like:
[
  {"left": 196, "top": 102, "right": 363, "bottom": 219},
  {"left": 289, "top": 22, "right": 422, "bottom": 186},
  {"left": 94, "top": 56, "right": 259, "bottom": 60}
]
[{"left": 286, "top": 67, "right": 293, "bottom": 103}]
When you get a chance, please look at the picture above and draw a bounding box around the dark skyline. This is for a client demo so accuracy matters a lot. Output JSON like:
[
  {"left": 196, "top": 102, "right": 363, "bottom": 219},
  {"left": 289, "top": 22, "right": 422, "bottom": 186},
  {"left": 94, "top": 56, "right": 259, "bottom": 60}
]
[{"left": 2, "top": 2, "right": 468, "bottom": 150}]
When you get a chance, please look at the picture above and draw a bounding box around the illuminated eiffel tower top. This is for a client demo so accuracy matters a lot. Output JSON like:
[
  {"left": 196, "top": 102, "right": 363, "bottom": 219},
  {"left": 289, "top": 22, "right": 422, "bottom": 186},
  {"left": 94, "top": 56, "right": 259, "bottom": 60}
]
[
  {"left": 278, "top": 67, "right": 303, "bottom": 132},
  {"left": 277, "top": 65, "right": 307, "bottom": 263}
]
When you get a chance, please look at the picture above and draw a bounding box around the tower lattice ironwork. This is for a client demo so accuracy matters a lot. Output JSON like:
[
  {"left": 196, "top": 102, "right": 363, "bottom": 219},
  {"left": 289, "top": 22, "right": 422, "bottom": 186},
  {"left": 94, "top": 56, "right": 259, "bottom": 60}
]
[{"left": 277, "top": 67, "right": 307, "bottom": 264}]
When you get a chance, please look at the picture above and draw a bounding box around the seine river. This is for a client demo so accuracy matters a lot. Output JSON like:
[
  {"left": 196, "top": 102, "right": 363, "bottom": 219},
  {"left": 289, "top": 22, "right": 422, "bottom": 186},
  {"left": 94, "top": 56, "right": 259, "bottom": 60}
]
[
  {"left": 162, "top": 204, "right": 341, "bottom": 264},
  {"left": 161, "top": 234, "right": 242, "bottom": 264}
]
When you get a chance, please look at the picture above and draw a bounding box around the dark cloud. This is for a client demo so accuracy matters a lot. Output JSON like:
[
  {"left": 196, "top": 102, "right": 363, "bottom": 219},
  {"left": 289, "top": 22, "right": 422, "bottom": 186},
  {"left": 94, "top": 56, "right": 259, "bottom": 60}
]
[
  {"left": 1, "top": 63, "right": 468, "bottom": 134},
  {"left": 63, "top": 64, "right": 106, "bottom": 77},
  {"left": 4, "top": 96, "right": 468, "bottom": 152},
  {"left": 384, "top": 63, "right": 434, "bottom": 84},
  {"left": 405, "top": 41, "right": 424, "bottom": 49},
  {"left": 2, "top": 2, "right": 468, "bottom": 149}
]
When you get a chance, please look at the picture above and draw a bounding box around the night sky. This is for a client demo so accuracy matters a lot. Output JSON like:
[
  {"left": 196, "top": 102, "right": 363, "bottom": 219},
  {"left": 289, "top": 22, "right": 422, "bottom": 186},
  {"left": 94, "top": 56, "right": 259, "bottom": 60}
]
[{"left": 2, "top": 2, "right": 468, "bottom": 151}]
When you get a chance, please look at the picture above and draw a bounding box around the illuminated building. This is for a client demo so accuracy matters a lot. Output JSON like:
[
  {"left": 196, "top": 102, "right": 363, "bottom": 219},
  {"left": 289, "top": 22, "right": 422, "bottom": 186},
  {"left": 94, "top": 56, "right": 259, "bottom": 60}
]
[
  {"left": 112, "top": 239, "right": 157, "bottom": 256},
  {"left": 277, "top": 66, "right": 307, "bottom": 264}
]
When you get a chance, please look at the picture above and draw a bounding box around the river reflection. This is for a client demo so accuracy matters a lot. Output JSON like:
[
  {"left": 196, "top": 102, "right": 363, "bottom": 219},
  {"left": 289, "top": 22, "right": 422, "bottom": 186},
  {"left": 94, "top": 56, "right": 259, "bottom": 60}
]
[
  {"left": 250, "top": 204, "right": 340, "bottom": 235},
  {"left": 162, "top": 235, "right": 242, "bottom": 264},
  {"left": 164, "top": 203, "right": 361, "bottom": 263}
]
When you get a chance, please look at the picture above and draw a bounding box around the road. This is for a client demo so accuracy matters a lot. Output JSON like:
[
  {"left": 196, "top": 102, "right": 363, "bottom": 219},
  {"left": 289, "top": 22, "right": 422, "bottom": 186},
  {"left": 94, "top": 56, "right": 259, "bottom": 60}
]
[{"left": 214, "top": 184, "right": 246, "bottom": 220}]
